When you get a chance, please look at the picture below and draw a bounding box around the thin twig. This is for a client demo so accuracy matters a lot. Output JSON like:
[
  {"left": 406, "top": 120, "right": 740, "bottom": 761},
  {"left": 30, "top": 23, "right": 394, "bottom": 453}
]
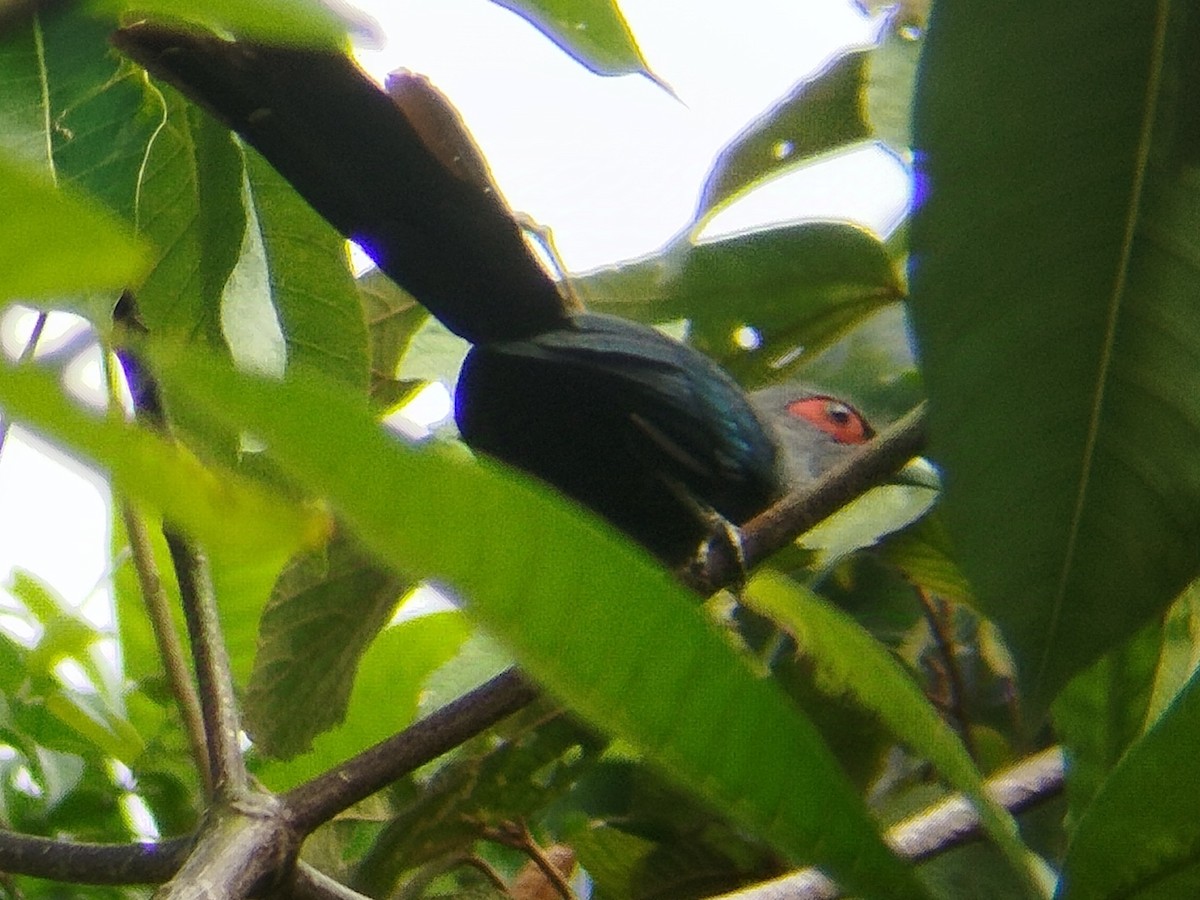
[
  {"left": 291, "top": 862, "right": 376, "bottom": 900},
  {"left": 0, "top": 310, "right": 48, "bottom": 458},
  {"left": 113, "top": 293, "right": 249, "bottom": 799},
  {"left": 120, "top": 505, "right": 213, "bottom": 796},
  {"left": 455, "top": 856, "right": 512, "bottom": 895},
  {"left": 482, "top": 822, "right": 575, "bottom": 900},
  {"left": 106, "top": 347, "right": 212, "bottom": 796},
  {"left": 917, "top": 587, "right": 977, "bottom": 762}
]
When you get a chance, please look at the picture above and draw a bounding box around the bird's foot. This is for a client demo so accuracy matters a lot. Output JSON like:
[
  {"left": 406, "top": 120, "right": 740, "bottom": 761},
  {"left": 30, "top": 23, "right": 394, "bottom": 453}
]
[{"left": 681, "top": 512, "right": 750, "bottom": 595}]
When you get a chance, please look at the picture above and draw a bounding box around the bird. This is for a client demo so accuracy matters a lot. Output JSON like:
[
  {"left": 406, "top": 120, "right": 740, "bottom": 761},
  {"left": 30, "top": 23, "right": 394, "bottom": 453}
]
[
  {"left": 112, "top": 25, "right": 875, "bottom": 566},
  {"left": 458, "top": 313, "right": 873, "bottom": 564}
]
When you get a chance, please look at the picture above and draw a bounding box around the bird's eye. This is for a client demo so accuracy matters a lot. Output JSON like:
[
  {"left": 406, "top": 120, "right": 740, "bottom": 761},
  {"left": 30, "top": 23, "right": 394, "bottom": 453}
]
[
  {"left": 784, "top": 395, "right": 875, "bottom": 445},
  {"left": 827, "top": 402, "right": 852, "bottom": 425}
]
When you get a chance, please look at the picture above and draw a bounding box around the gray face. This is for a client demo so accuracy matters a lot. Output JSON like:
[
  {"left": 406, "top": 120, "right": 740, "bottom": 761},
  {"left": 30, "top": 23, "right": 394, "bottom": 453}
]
[{"left": 748, "top": 385, "right": 875, "bottom": 488}]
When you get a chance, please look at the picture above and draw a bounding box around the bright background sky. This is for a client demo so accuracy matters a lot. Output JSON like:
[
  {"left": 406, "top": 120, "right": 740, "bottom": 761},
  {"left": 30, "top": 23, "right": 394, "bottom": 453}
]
[{"left": 0, "top": 0, "right": 910, "bottom": 630}]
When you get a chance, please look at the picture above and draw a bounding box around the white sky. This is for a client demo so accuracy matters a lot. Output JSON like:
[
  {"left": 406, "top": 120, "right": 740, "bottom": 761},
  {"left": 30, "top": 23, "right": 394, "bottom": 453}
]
[{"left": 0, "top": 0, "right": 911, "bottom": 625}]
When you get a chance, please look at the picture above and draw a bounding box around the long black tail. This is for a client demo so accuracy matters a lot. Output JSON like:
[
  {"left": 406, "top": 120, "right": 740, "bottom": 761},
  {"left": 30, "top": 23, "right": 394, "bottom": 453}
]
[{"left": 112, "top": 24, "right": 570, "bottom": 345}]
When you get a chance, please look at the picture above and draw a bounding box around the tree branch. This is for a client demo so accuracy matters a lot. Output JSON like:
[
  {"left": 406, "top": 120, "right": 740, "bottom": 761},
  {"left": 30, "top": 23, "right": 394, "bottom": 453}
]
[
  {"left": 163, "top": 531, "right": 249, "bottom": 798},
  {"left": 153, "top": 794, "right": 293, "bottom": 900},
  {"left": 687, "top": 401, "right": 928, "bottom": 593},
  {"left": 283, "top": 668, "right": 539, "bottom": 832},
  {"left": 0, "top": 831, "right": 189, "bottom": 885},
  {"left": 710, "top": 747, "right": 1065, "bottom": 900},
  {"left": 113, "top": 293, "right": 249, "bottom": 799}
]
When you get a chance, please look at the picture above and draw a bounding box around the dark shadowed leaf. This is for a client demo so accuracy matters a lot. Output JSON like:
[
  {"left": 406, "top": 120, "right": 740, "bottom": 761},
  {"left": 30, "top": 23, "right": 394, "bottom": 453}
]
[
  {"left": 352, "top": 708, "right": 603, "bottom": 895},
  {"left": 744, "top": 572, "right": 1044, "bottom": 895},
  {"left": 357, "top": 268, "right": 429, "bottom": 408},
  {"left": 1059, "top": 665, "right": 1200, "bottom": 898},
  {"left": 907, "top": 2, "right": 1200, "bottom": 717},
  {"left": 574, "top": 222, "right": 902, "bottom": 386},
  {"left": 253, "top": 610, "right": 471, "bottom": 791},
  {"left": 883, "top": 511, "right": 974, "bottom": 608}
]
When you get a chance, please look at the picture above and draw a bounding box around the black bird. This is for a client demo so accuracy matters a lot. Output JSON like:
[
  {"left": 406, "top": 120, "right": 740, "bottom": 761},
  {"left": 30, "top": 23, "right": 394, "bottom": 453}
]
[{"left": 113, "top": 26, "right": 873, "bottom": 565}]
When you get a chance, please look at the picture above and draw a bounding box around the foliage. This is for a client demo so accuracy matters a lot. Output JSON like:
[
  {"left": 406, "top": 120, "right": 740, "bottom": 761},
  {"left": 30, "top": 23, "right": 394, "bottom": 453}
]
[{"left": 0, "top": 0, "right": 1196, "bottom": 898}]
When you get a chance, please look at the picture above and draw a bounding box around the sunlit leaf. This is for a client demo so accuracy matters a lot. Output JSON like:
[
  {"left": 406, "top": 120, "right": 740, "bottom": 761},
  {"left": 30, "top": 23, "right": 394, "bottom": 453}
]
[
  {"left": 695, "top": 51, "right": 871, "bottom": 225},
  {"left": 245, "top": 152, "right": 370, "bottom": 392},
  {"left": 0, "top": 154, "right": 150, "bottom": 302},
  {"left": 156, "top": 352, "right": 928, "bottom": 899},
  {"left": 85, "top": 0, "right": 352, "bottom": 46},
  {"left": 490, "top": 0, "right": 660, "bottom": 82},
  {"left": 0, "top": 361, "right": 326, "bottom": 562}
]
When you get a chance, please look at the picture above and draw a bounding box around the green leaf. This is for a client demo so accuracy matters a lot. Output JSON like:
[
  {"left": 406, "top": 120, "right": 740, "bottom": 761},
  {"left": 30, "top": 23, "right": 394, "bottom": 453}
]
[
  {"left": 0, "top": 152, "right": 150, "bottom": 302},
  {"left": 1053, "top": 622, "right": 1162, "bottom": 824},
  {"left": 156, "top": 352, "right": 928, "bottom": 899},
  {"left": 1059, "top": 665, "right": 1200, "bottom": 898},
  {"left": 744, "top": 572, "right": 1047, "bottom": 897},
  {"left": 11, "top": 571, "right": 121, "bottom": 705},
  {"left": 866, "top": 23, "right": 923, "bottom": 152},
  {"left": 1144, "top": 580, "right": 1200, "bottom": 724},
  {"left": 2, "top": 571, "right": 144, "bottom": 765},
  {"left": 907, "top": 2, "right": 1200, "bottom": 716},
  {"left": 245, "top": 151, "right": 370, "bottom": 392},
  {"left": 136, "top": 89, "right": 246, "bottom": 348},
  {"left": 0, "top": 16, "right": 49, "bottom": 167},
  {"left": 353, "top": 706, "right": 604, "bottom": 895},
  {"left": 254, "top": 610, "right": 470, "bottom": 791},
  {"left": 83, "top": 0, "right": 351, "bottom": 46},
  {"left": 562, "top": 760, "right": 781, "bottom": 899},
  {"left": 0, "top": 360, "right": 326, "bottom": 563},
  {"left": 883, "top": 511, "right": 975, "bottom": 608},
  {"left": 799, "top": 482, "right": 937, "bottom": 571},
  {"left": 573, "top": 221, "right": 902, "bottom": 386},
  {"left": 694, "top": 51, "right": 871, "bottom": 226},
  {"left": 358, "top": 268, "right": 428, "bottom": 409},
  {"left": 244, "top": 529, "right": 412, "bottom": 759},
  {"left": 0, "top": 11, "right": 177, "bottom": 320},
  {"left": 489, "top": 0, "right": 661, "bottom": 83}
]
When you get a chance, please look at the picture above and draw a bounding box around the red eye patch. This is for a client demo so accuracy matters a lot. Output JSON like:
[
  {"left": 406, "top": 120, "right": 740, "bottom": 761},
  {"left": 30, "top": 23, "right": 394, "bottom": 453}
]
[{"left": 784, "top": 395, "right": 874, "bottom": 444}]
